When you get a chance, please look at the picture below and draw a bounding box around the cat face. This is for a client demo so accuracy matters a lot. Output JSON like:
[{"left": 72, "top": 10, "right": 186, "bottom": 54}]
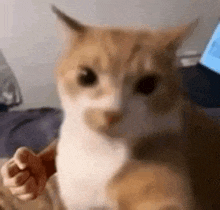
[{"left": 53, "top": 6, "right": 197, "bottom": 138}]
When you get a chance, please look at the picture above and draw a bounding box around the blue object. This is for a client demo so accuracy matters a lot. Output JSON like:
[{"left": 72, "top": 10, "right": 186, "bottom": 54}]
[
  {"left": 181, "top": 19, "right": 220, "bottom": 108},
  {"left": 200, "top": 20, "right": 220, "bottom": 74}
]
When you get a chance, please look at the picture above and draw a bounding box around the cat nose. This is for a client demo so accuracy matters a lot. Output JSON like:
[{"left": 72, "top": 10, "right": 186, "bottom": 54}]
[{"left": 104, "top": 111, "right": 123, "bottom": 125}]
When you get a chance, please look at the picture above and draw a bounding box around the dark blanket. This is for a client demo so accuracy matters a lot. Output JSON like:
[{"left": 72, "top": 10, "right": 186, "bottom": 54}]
[{"left": 0, "top": 107, "right": 63, "bottom": 157}]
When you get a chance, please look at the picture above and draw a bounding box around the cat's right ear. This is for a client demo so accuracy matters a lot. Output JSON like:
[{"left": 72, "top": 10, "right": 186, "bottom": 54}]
[{"left": 51, "top": 5, "right": 87, "bottom": 48}]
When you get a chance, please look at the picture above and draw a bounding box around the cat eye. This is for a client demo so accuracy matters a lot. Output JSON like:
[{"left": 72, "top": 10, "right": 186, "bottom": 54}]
[
  {"left": 78, "top": 67, "right": 98, "bottom": 87},
  {"left": 134, "top": 75, "right": 159, "bottom": 95}
]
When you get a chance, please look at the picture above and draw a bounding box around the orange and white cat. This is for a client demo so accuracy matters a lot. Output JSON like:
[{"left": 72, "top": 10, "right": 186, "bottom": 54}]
[
  {"left": 51, "top": 6, "right": 205, "bottom": 210},
  {"left": 1, "top": 4, "right": 220, "bottom": 209},
  {"left": 2, "top": 5, "right": 219, "bottom": 210}
]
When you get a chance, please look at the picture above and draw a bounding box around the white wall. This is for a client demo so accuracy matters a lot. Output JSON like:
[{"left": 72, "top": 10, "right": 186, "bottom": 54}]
[{"left": 0, "top": 0, "right": 219, "bottom": 110}]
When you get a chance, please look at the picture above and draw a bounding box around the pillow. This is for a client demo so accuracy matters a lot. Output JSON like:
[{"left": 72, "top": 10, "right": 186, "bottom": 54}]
[{"left": 0, "top": 50, "right": 22, "bottom": 108}]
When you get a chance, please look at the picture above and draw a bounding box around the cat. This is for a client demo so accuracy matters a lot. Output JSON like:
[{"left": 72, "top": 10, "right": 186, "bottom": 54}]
[
  {"left": 51, "top": 5, "right": 209, "bottom": 210},
  {"left": 1, "top": 5, "right": 219, "bottom": 210}
]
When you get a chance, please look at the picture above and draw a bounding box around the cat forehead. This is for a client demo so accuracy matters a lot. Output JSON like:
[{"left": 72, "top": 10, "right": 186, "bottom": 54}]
[
  {"left": 72, "top": 27, "right": 155, "bottom": 56},
  {"left": 65, "top": 27, "right": 159, "bottom": 76}
]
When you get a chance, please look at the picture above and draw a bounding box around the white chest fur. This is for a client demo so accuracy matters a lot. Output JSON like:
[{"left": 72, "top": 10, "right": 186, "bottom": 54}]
[{"left": 56, "top": 116, "right": 128, "bottom": 209}]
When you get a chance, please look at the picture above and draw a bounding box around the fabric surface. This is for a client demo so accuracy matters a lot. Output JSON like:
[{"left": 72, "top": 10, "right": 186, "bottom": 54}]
[
  {"left": 0, "top": 50, "right": 22, "bottom": 107},
  {"left": 0, "top": 107, "right": 63, "bottom": 157},
  {"left": 180, "top": 65, "right": 220, "bottom": 108}
]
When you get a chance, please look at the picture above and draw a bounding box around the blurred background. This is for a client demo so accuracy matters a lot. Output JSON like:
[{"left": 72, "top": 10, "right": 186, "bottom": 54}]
[{"left": 0, "top": 0, "right": 219, "bottom": 110}]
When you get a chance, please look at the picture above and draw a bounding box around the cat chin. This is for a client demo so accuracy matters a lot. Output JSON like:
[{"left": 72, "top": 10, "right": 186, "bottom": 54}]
[
  {"left": 100, "top": 126, "right": 138, "bottom": 140},
  {"left": 90, "top": 121, "right": 145, "bottom": 139},
  {"left": 94, "top": 125, "right": 123, "bottom": 139}
]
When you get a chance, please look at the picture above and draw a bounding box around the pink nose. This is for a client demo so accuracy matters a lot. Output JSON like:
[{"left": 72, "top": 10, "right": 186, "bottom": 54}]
[{"left": 105, "top": 111, "right": 123, "bottom": 125}]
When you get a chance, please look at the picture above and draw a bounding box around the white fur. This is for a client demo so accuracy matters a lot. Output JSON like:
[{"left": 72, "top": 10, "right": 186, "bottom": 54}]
[{"left": 56, "top": 85, "right": 128, "bottom": 209}]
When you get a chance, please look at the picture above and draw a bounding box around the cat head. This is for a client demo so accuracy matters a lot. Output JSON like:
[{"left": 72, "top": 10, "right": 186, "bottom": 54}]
[{"left": 52, "top": 5, "right": 197, "bottom": 137}]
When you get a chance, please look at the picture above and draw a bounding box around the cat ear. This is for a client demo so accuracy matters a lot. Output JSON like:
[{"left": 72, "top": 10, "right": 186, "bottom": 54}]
[
  {"left": 52, "top": 5, "right": 88, "bottom": 50},
  {"left": 51, "top": 5, "right": 87, "bottom": 34},
  {"left": 159, "top": 19, "right": 199, "bottom": 53}
]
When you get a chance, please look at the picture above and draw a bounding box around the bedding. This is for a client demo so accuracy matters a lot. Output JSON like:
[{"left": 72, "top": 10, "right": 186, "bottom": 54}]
[{"left": 0, "top": 107, "right": 63, "bottom": 158}]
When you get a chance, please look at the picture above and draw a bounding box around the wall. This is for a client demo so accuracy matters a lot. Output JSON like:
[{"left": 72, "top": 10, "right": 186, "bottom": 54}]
[{"left": 0, "top": 0, "right": 219, "bottom": 110}]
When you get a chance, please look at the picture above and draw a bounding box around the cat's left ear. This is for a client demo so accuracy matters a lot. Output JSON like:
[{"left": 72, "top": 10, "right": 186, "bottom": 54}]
[
  {"left": 52, "top": 5, "right": 88, "bottom": 49},
  {"left": 52, "top": 5, "right": 87, "bottom": 34},
  {"left": 160, "top": 19, "right": 199, "bottom": 53}
]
